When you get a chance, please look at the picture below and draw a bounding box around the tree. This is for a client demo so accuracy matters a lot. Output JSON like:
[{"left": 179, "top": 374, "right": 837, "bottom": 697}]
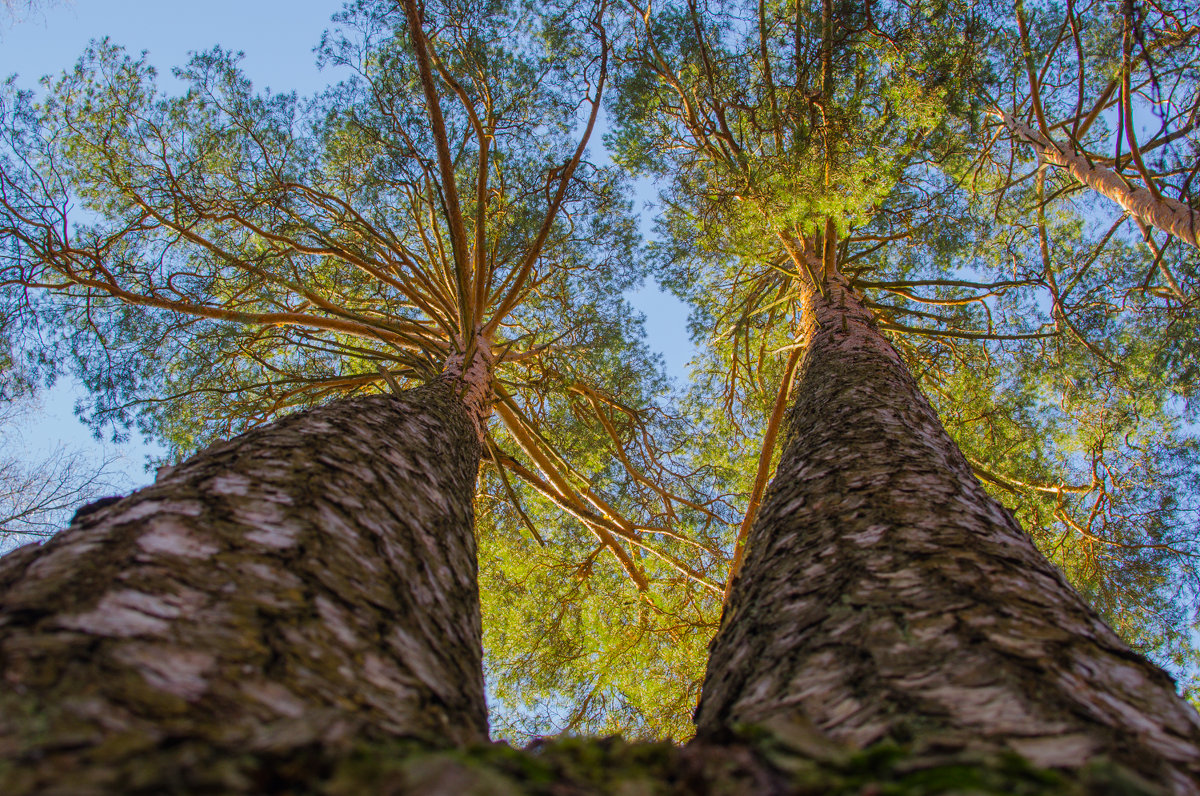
[
  {"left": 613, "top": 0, "right": 1200, "bottom": 785},
  {"left": 2, "top": 0, "right": 1200, "bottom": 792},
  {"left": 610, "top": 0, "right": 1200, "bottom": 683},
  {"left": 0, "top": 399, "right": 125, "bottom": 552},
  {"left": 988, "top": 0, "right": 1200, "bottom": 255},
  {"left": 0, "top": 380, "right": 493, "bottom": 791},
  {"left": 0, "top": 0, "right": 733, "bottom": 735},
  {"left": 696, "top": 269, "right": 1200, "bottom": 792}
]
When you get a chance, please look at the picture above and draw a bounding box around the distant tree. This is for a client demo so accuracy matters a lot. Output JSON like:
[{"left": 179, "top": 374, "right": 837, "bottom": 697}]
[
  {"left": 0, "top": 397, "right": 124, "bottom": 553},
  {"left": 0, "top": 206, "right": 120, "bottom": 556},
  {"left": 1, "top": 0, "right": 65, "bottom": 28}
]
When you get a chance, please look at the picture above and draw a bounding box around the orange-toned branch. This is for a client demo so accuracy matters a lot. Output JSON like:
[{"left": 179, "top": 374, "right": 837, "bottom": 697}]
[{"left": 722, "top": 343, "right": 801, "bottom": 600}]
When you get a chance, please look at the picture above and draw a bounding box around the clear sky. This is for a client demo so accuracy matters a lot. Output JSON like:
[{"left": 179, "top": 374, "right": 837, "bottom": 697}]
[
  {"left": 3, "top": 1, "right": 336, "bottom": 95},
  {"left": 0, "top": 0, "right": 694, "bottom": 530}
]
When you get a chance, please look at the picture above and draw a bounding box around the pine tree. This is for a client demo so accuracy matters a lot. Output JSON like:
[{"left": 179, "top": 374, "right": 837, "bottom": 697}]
[{"left": 1, "top": 0, "right": 1199, "bottom": 791}]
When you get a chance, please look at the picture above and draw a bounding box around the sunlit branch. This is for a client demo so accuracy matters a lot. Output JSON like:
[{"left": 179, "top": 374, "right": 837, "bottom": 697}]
[
  {"left": 427, "top": 46, "right": 494, "bottom": 318},
  {"left": 855, "top": 277, "right": 1038, "bottom": 292},
  {"left": 568, "top": 381, "right": 720, "bottom": 520},
  {"left": 481, "top": 435, "right": 546, "bottom": 547},
  {"left": 1056, "top": 508, "right": 1198, "bottom": 559},
  {"left": 492, "top": 392, "right": 649, "bottom": 591},
  {"left": 877, "top": 319, "right": 1056, "bottom": 342},
  {"left": 25, "top": 240, "right": 421, "bottom": 347},
  {"left": 970, "top": 457, "right": 1093, "bottom": 496},
  {"left": 497, "top": 451, "right": 724, "bottom": 595},
  {"left": 119, "top": 200, "right": 440, "bottom": 347},
  {"left": 484, "top": 3, "right": 608, "bottom": 336},
  {"left": 276, "top": 182, "right": 461, "bottom": 330},
  {"left": 723, "top": 342, "right": 801, "bottom": 601},
  {"left": 400, "top": 0, "right": 474, "bottom": 333}
]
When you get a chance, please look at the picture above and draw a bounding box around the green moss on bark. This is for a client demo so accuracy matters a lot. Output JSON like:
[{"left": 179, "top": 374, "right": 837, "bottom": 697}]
[{"left": 0, "top": 700, "right": 1164, "bottom": 795}]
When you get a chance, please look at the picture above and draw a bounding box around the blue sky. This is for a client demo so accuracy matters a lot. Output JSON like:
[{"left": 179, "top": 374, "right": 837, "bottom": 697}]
[
  {"left": 0, "top": 0, "right": 694, "bottom": 527},
  {"left": 3, "top": 1, "right": 336, "bottom": 95}
]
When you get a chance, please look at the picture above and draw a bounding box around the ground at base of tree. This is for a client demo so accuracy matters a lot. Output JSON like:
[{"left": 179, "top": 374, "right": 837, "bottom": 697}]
[{"left": 0, "top": 712, "right": 1163, "bottom": 795}]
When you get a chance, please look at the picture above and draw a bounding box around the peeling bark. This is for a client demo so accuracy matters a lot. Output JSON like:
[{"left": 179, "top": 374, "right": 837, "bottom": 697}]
[
  {"left": 695, "top": 275, "right": 1200, "bottom": 794},
  {"left": 999, "top": 110, "right": 1200, "bottom": 249},
  {"left": 0, "top": 380, "right": 486, "bottom": 794}
]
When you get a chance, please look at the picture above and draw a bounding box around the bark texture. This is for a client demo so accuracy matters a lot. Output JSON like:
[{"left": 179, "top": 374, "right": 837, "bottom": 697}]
[
  {"left": 0, "top": 380, "right": 486, "bottom": 794},
  {"left": 694, "top": 276, "right": 1200, "bottom": 794},
  {"left": 1001, "top": 111, "right": 1200, "bottom": 249}
]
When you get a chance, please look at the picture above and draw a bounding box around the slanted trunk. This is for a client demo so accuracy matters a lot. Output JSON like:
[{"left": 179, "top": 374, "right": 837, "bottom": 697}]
[
  {"left": 695, "top": 275, "right": 1200, "bottom": 793},
  {"left": 0, "top": 379, "right": 486, "bottom": 794},
  {"left": 999, "top": 110, "right": 1200, "bottom": 249}
]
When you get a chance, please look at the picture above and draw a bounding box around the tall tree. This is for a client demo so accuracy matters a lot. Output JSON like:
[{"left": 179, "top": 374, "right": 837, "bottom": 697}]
[
  {"left": 0, "top": 0, "right": 732, "bottom": 734},
  {"left": 0, "top": 380, "right": 490, "bottom": 791},
  {"left": 695, "top": 268, "right": 1200, "bottom": 792},
  {"left": 611, "top": 0, "right": 1200, "bottom": 684},
  {"left": 608, "top": 0, "right": 1200, "bottom": 788}
]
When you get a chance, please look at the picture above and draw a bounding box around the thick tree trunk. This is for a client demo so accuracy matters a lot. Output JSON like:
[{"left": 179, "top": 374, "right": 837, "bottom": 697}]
[
  {"left": 999, "top": 110, "right": 1200, "bottom": 250},
  {"left": 695, "top": 276, "right": 1200, "bottom": 793},
  {"left": 0, "top": 379, "right": 486, "bottom": 793}
]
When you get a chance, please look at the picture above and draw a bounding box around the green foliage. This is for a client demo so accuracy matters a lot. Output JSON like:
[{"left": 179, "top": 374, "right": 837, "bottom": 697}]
[
  {"left": 479, "top": 519, "right": 717, "bottom": 741},
  {"left": 609, "top": 0, "right": 992, "bottom": 244},
  {"left": 477, "top": 293, "right": 729, "bottom": 740}
]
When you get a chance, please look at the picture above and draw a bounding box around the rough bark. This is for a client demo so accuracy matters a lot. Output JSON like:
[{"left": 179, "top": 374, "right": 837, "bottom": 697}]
[
  {"left": 0, "top": 379, "right": 486, "bottom": 794},
  {"left": 694, "top": 275, "right": 1200, "bottom": 794},
  {"left": 999, "top": 110, "right": 1200, "bottom": 249}
]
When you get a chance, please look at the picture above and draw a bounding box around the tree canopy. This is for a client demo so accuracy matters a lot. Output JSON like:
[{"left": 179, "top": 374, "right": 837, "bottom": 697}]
[
  {"left": 1, "top": 0, "right": 1198, "bottom": 738},
  {"left": 609, "top": 0, "right": 1200, "bottom": 695}
]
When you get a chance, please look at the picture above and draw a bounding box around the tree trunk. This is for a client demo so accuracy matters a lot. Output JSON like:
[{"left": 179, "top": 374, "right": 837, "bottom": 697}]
[
  {"left": 694, "top": 275, "right": 1200, "bottom": 793},
  {"left": 998, "top": 110, "right": 1200, "bottom": 250},
  {"left": 0, "top": 379, "right": 486, "bottom": 794}
]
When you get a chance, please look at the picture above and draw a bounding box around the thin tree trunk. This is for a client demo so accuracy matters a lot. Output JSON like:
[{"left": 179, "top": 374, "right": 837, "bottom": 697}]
[
  {"left": 0, "top": 379, "right": 486, "bottom": 794},
  {"left": 998, "top": 109, "right": 1200, "bottom": 250},
  {"left": 694, "top": 275, "right": 1200, "bottom": 793}
]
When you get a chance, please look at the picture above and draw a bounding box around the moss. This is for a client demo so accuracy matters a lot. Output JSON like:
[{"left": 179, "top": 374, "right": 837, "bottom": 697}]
[
  {"left": 718, "top": 720, "right": 1163, "bottom": 796},
  {"left": 316, "top": 727, "right": 1164, "bottom": 795},
  {"left": 773, "top": 738, "right": 1160, "bottom": 796},
  {"left": 0, "top": 703, "right": 1167, "bottom": 795}
]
